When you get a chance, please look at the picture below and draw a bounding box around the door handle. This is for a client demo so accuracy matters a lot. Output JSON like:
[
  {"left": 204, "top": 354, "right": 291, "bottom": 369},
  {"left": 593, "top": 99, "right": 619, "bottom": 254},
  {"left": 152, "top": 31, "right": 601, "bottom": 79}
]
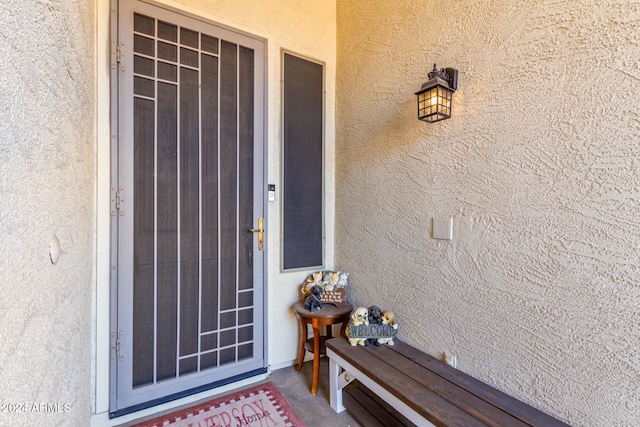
[{"left": 249, "top": 217, "right": 264, "bottom": 251}]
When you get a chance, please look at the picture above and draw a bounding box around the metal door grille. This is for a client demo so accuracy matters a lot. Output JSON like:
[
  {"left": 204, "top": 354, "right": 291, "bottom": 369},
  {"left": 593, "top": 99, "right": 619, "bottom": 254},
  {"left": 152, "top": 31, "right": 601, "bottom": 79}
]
[{"left": 130, "top": 12, "right": 255, "bottom": 389}]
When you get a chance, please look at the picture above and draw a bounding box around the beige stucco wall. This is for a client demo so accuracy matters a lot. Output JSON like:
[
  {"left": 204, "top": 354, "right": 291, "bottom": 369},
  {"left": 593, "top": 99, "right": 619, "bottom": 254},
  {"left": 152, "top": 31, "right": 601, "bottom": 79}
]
[
  {"left": 336, "top": 1, "right": 640, "bottom": 425},
  {"left": 0, "top": 1, "right": 95, "bottom": 426}
]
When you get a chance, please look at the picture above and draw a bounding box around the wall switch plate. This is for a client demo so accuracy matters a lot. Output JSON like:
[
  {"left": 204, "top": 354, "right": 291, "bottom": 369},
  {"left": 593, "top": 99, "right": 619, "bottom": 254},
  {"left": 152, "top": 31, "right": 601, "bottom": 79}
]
[{"left": 433, "top": 218, "right": 453, "bottom": 240}]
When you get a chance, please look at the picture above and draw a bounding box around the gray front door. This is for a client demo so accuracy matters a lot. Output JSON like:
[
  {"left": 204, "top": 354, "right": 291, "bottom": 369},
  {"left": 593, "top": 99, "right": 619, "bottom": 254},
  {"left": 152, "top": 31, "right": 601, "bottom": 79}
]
[{"left": 111, "top": 0, "right": 266, "bottom": 414}]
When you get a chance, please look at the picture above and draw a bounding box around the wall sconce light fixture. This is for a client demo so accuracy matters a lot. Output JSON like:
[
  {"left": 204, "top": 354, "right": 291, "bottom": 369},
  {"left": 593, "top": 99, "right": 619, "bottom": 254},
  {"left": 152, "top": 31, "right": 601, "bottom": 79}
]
[{"left": 415, "top": 64, "right": 458, "bottom": 123}]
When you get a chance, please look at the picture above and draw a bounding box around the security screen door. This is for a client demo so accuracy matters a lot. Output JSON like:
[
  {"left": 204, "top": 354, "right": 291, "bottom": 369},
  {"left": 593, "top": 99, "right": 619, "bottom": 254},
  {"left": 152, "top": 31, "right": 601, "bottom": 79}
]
[{"left": 111, "top": 0, "right": 266, "bottom": 414}]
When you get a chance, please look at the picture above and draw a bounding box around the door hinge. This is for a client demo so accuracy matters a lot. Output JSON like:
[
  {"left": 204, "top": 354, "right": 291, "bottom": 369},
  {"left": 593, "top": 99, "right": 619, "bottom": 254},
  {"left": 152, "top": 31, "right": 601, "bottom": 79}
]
[
  {"left": 111, "top": 186, "right": 125, "bottom": 216},
  {"left": 116, "top": 43, "right": 125, "bottom": 71},
  {"left": 112, "top": 331, "right": 125, "bottom": 361}
]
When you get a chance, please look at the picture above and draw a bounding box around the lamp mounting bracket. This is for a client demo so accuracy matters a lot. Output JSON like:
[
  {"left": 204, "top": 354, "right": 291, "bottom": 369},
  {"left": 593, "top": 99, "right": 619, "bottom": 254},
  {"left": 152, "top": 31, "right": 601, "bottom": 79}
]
[{"left": 427, "top": 64, "right": 458, "bottom": 91}]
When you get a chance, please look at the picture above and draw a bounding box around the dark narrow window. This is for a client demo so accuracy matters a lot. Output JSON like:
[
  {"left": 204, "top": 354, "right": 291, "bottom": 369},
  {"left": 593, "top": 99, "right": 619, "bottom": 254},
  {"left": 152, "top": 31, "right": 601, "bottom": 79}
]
[{"left": 282, "top": 53, "right": 324, "bottom": 270}]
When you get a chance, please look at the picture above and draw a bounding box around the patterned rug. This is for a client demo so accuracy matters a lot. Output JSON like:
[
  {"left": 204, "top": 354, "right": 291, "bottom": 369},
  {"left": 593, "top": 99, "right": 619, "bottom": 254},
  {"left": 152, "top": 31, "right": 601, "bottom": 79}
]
[{"left": 133, "top": 382, "right": 306, "bottom": 427}]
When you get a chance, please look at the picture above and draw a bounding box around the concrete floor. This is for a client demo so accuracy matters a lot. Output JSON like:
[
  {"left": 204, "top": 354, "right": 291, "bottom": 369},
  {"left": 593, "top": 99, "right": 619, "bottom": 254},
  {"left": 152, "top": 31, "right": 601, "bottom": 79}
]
[
  {"left": 118, "top": 357, "right": 360, "bottom": 427},
  {"left": 264, "top": 357, "right": 361, "bottom": 427}
]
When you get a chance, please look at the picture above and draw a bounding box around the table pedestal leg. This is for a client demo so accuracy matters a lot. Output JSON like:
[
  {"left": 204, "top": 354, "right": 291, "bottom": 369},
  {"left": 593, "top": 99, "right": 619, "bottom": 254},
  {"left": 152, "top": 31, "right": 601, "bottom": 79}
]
[
  {"left": 311, "top": 319, "right": 320, "bottom": 395},
  {"left": 292, "top": 302, "right": 354, "bottom": 395},
  {"left": 295, "top": 318, "right": 306, "bottom": 372}
]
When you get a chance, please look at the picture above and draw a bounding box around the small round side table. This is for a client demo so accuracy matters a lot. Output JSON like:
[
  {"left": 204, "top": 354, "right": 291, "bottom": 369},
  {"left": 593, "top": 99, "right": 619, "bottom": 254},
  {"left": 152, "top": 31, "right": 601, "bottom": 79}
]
[{"left": 293, "top": 301, "right": 353, "bottom": 395}]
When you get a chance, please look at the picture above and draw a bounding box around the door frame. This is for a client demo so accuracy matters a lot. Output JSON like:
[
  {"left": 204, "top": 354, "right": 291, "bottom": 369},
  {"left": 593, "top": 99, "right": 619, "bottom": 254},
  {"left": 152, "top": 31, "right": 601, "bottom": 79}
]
[{"left": 107, "top": 0, "right": 269, "bottom": 416}]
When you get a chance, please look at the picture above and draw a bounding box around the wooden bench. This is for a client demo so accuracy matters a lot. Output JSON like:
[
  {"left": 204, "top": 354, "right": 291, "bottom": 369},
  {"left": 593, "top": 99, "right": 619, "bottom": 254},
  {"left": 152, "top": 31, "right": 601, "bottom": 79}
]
[{"left": 326, "top": 337, "right": 570, "bottom": 427}]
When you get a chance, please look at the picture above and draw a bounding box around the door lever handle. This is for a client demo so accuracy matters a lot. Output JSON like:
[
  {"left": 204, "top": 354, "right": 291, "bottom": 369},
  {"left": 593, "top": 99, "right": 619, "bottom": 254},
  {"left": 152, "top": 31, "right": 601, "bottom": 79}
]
[{"left": 248, "top": 217, "right": 264, "bottom": 251}]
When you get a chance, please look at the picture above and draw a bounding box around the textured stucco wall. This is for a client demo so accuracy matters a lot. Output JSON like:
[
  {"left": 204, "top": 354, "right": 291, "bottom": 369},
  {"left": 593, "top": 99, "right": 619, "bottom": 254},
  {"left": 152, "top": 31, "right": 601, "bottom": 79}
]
[
  {"left": 0, "top": 1, "right": 95, "bottom": 426},
  {"left": 336, "top": 1, "right": 640, "bottom": 425}
]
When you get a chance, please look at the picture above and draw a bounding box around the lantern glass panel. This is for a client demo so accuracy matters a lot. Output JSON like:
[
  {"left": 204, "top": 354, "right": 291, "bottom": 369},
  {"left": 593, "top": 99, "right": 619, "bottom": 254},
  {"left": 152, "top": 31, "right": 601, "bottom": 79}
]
[{"left": 417, "top": 85, "right": 453, "bottom": 122}]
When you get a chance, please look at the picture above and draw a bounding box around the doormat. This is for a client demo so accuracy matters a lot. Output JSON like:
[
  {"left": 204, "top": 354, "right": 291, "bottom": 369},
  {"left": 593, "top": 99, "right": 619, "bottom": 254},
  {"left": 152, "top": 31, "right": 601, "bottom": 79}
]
[{"left": 132, "top": 382, "right": 306, "bottom": 427}]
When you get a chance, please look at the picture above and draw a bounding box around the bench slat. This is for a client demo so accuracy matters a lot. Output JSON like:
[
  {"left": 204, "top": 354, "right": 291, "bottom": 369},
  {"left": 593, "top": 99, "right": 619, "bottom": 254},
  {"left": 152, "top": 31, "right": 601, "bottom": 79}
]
[
  {"left": 391, "top": 341, "right": 570, "bottom": 427},
  {"left": 328, "top": 338, "right": 489, "bottom": 427},
  {"left": 327, "top": 337, "right": 570, "bottom": 427},
  {"left": 363, "top": 344, "right": 530, "bottom": 427},
  {"left": 344, "top": 381, "right": 412, "bottom": 427}
]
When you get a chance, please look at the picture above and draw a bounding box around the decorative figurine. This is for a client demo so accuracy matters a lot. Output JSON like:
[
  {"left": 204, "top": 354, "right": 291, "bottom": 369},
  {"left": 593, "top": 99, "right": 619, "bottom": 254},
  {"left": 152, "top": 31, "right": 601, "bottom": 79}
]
[
  {"left": 300, "top": 270, "right": 349, "bottom": 307},
  {"left": 303, "top": 285, "right": 324, "bottom": 312},
  {"left": 301, "top": 271, "right": 324, "bottom": 296},
  {"left": 301, "top": 270, "right": 349, "bottom": 295},
  {"left": 336, "top": 271, "right": 349, "bottom": 288},
  {"left": 366, "top": 305, "right": 383, "bottom": 346},
  {"left": 377, "top": 310, "right": 398, "bottom": 346},
  {"left": 323, "top": 271, "right": 341, "bottom": 291},
  {"left": 346, "top": 306, "right": 398, "bottom": 347},
  {"left": 346, "top": 307, "right": 369, "bottom": 346},
  {"left": 367, "top": 305, "right": 382, "bottom": 324}
]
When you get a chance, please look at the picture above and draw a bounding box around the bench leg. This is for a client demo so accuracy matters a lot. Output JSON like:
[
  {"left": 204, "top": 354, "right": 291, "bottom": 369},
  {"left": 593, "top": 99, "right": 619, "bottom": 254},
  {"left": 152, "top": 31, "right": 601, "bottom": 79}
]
[
  {"left": 329, "top": 357, "right": 345, "bottom": 413},
  {"left": 329, "top": 358, "right": 356, "bottom": 413}
]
